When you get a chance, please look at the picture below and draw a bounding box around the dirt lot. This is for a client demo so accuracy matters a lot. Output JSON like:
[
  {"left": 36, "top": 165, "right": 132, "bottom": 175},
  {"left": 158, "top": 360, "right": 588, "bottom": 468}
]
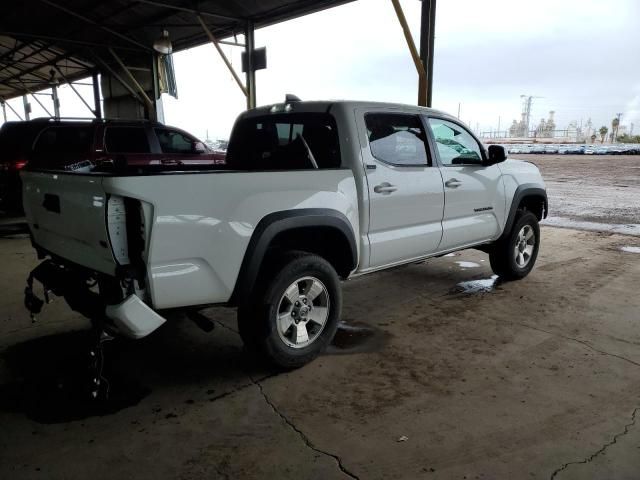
[
  {"left": 1, "top": 225, "right": 640, "bottom": 479},
  {"left": 522, "top": 154, "right": 640, "bottom": 234}
]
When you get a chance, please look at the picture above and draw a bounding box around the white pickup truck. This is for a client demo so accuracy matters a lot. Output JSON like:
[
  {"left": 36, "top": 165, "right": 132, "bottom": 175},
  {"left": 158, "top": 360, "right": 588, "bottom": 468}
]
[{"left": 22, "top": 99, "right": 547, "bottom": 368}]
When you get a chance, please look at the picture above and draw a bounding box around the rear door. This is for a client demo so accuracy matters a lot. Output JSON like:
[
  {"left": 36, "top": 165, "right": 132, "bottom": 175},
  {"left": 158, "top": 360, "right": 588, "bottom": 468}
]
[
  {"left": 357, "top": 110, "right": 444, "bottom": 268},
  {"left": 22, "top": 171, "right": 117, "bottom": 275},
  {"left": 425, "top": 117, "right": 503, "bottom": 250}
]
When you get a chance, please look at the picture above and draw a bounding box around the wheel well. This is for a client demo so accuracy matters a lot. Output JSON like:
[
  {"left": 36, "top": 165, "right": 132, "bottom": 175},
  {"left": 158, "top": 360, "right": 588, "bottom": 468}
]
[
  {"left": 268, "top": 226, "right": 355, "bottom": 279},
  {"left": 518, "top": 194, "right": 546, "bottom": 220}
]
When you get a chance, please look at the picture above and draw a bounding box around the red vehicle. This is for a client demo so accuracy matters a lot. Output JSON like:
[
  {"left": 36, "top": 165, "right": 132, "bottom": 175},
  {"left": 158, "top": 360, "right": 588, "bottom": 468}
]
[{"left": 0, "top": 118, "right": 226, "bottom": 212}]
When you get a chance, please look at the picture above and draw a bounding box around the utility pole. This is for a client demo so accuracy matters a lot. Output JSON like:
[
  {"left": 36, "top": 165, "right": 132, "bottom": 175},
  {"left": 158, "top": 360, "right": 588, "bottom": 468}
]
[
  {"left": 630, "top": 123, "right": 634, "bottom": 136},
  {"left": 457, "top": 102, "right": 461, "bottom": 119},
  {"left": 497, "top": 116, "right": 501, "bottom": 137}
]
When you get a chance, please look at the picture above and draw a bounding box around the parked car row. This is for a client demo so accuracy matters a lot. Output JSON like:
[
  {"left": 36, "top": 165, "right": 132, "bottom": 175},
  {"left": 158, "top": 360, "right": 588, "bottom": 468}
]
[
  {"left": 0, "top": 118, "right": 225, "bottom": 213},
  {"left": 506, "top": 144, "right": 640, "bottom": 155}
]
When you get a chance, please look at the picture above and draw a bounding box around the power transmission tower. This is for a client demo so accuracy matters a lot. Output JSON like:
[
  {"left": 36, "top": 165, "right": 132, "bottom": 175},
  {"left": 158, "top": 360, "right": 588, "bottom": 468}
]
[{"left": 520, "top": 95, "right": 543, "bottom": 137}]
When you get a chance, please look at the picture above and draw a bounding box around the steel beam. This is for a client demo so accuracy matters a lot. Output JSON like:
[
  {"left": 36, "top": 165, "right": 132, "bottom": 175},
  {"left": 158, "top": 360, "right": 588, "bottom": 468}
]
[
  {"left": 197, "top": 15, "right": 248, "bottom": 98},
  {"left": 2, "top": 98, "right": 23, "bottom": 121},
  {"left": 91, "top": 54, "right": 144, "bottom": 105},
  {"left": 419, "top": 0, "right": 436, "bottom": 107},
  {"left": 137, "top": 0, "right": 241, "bottom": 23},
  {"left": 108, "top": 48, "right": 155, "bottom": 117},
  {"left": 245, "top": 20, "right": 256, "bottom": 109},
  {"left": 40, "top": 0, "right": 152, "bottom": 52},
  {"left": 390, "top": 0, "right": 427, "bottom": 106},
  {"left": 54, "top": 65, "right": 97, "bottom": 116}
]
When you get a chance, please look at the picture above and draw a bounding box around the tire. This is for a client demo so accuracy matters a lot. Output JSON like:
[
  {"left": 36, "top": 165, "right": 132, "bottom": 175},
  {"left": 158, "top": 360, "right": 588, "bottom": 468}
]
[
  {"left": 489, "top": 211, "right": 540, "bottom": 281},
  {"left": 237, "top": 252, "right": 342, "bottom": 369}
]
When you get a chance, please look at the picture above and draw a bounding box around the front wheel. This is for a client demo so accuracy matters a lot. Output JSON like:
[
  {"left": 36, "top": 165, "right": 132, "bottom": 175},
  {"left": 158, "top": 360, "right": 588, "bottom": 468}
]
[
  {"left": 489, "top": 211, "right": 541, "bottom": 280},
  {"left": 238, "top": 253, "right": 342, "bottom": 369}
]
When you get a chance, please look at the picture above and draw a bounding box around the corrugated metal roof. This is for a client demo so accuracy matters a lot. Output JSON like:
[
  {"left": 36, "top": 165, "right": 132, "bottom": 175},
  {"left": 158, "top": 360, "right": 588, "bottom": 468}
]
[{"left": 0, "top": 0, "right": 354, "bottom": 100}]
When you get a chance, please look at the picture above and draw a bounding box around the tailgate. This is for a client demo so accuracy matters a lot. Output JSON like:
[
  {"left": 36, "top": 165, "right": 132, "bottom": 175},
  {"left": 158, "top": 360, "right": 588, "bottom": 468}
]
[{"left": 22, "top": 171, "right": 118, "bottom": 275}]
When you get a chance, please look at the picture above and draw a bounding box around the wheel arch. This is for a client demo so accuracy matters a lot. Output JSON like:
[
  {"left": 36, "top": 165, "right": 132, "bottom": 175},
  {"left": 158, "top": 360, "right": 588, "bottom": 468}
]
[
  {"left": 230, "top": 209, "right": 357, "bottom": 305},
  {"left": 500, "top": 184, "right": 548, "bottom": 241}
]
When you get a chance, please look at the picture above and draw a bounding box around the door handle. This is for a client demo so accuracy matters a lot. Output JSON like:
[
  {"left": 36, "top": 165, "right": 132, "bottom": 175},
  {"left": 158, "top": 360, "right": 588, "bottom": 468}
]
[
  {"left": 445, "top": 178, "right": 462, "bottom": 188},
  {"left": 374, "top": 182, "right": 397, "bottom": 194}
]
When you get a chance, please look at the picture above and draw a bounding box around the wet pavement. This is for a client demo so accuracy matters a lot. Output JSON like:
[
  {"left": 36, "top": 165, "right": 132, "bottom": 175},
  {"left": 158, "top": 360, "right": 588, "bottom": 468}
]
[{"left": 1, "top": 228, "right": 640, "bottom": 479}]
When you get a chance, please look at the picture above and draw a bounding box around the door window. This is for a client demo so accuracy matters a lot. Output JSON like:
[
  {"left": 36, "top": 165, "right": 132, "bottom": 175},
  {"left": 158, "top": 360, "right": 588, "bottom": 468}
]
[
  {"left": 364, "top": 113, "right": 429, "bottom": 166},
  {"left": 105, "top": 127, "right": 150, "bottom": 153},
  {"left": 427, "top": 118, "right": 484, "bottom": 166},
  {"left": 155, "top": 128, "right": 197, "bottom": 154}
]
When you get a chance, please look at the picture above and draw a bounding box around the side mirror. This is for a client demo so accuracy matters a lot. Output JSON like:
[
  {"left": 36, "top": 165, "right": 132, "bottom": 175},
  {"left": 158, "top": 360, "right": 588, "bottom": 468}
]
[
  {"left": 193, "top": 141, "right": 207, "bottom": 154},
  {"left": 486, "top": 145, "right": 507, "bottom": 165}
]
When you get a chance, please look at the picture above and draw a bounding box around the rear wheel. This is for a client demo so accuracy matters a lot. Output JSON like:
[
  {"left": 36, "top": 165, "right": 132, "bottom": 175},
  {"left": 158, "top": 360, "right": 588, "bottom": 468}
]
[
  {"left": 489, "top": 211, "right": 540, "bottom": 280},
  {"left": 238, "top": 252, "right": 341, "bottom": 369}
]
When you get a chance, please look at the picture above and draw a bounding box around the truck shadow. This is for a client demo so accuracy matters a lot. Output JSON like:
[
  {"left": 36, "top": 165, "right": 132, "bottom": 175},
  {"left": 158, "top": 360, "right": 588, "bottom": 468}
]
[{"left": 0, "top": 315, "right": 387, "bottom": 424}]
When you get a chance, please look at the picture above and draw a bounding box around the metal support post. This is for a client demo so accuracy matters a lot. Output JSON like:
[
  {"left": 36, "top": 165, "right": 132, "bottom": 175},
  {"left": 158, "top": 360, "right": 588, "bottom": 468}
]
[
  {"left": 245, "top": 20, "right": 256, "bottom": 109},
  {"left": 92, "top": 72, "right": 102, "bottom": 119},
  {"left": 419, "top": 0, "right": 436, "bottom": 107},
  {"left": 1, "top": 100, "right": 6, "bottom": 122},
  {"left": 52, "top": 84, "right": 60, "bottom": 117},
  {"left": 22, "top": 94, "right": 31, "bottom": 120}
]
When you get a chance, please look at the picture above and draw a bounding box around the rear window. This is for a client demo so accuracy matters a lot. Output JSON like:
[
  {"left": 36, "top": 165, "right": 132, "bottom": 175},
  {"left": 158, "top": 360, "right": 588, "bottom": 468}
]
[
  {"left": 30, "top": 126, "right": 93, "bottom": 168},
  {"left": 227, "top": 113, "right": 341, "bottom": 170},
  {"left": 0, "top": 123, "right": 45, "bottom": 161},
  {"left": 105, "top": 127, "right": 150, "bottom": 153}
]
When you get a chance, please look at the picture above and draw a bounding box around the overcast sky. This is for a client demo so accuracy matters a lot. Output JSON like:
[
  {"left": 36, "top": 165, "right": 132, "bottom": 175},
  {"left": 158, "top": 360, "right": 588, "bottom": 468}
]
[{"left": 3, "top": 0, "right": 639, "bottom": 139}]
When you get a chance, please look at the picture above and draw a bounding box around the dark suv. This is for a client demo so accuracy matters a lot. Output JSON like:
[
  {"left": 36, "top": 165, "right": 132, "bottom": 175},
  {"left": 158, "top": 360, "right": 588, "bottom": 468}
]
[{"left": 0, "top": 118, "right": 225, "bottom": 212}]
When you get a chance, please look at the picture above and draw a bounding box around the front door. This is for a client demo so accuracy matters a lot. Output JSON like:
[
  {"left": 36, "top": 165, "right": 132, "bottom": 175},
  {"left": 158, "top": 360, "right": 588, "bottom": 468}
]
[
  {"left": 358, "top": 110, "right": 445, "bottom": 269},
  {"left": 425, "top": 117, "right": 504, "bottom": 250}
]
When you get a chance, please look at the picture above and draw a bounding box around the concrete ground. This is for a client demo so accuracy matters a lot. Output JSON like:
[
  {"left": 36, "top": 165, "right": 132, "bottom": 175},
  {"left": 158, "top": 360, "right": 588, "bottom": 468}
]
[{"left": 1, "top": 225, "right": 640, "bottom": 479}]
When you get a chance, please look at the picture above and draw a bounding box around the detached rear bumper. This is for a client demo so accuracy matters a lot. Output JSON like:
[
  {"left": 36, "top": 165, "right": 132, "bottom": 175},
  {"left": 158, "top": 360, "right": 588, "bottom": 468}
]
[
  {"left": 106, "top": 295, "right": 166, "bottom": 339},
  {"left": 25, "top": 260, "right": 165, "bottom": 340}
]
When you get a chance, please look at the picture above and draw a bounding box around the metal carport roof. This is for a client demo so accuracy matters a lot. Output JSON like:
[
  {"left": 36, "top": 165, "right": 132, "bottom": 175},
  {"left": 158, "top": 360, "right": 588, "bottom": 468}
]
[{"left": 0, "top": 0, "right": 354, "bottom": 101}]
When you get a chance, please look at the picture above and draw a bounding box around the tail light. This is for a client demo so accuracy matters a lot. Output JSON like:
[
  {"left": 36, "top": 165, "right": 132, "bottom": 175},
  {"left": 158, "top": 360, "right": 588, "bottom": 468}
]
[{"left": 14, "top": 160, "right": 28, "bottom": 170}]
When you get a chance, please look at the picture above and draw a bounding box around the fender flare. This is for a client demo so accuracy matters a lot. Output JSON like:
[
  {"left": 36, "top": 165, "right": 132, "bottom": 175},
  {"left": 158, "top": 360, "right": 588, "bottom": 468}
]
[
  {"left": 501, "top": 184, "right": 548, "bottom": 240},
  {"left": 230, "top": 208, "right": 357, "bottom": 305}
]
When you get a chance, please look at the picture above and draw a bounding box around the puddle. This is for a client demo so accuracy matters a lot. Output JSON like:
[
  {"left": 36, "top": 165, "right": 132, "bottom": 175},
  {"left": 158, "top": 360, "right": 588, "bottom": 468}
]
[
  {"left": 455, "top": 261, "right": 480, "bottom": 269},
  {"left": 0, "top": 331, "right": 150, "bottom": 424},
  {"left": 451, "top": 275, "right": 501, "bottom": 294},
  {"left": 620, "top": 246, "right": 640, "bottom": 253},
  {"left": 328, "top": 321, "right": 390, "bottom": 355}
]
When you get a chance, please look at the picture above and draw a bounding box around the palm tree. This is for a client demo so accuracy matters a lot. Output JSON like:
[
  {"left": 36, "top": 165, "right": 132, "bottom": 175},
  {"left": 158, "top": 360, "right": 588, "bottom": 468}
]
[
  {"left": 612, "top": 117, "right": 620, "bottom": 143},
  {"left": 599, "top": 126, "right": 608, "bottom": 144}
]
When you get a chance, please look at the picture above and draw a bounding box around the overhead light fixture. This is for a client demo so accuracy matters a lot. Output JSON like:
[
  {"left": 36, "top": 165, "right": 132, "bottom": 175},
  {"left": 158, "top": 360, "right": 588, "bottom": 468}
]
[{"left": 153, "top": 30, "right": 172, "bottom": 55}]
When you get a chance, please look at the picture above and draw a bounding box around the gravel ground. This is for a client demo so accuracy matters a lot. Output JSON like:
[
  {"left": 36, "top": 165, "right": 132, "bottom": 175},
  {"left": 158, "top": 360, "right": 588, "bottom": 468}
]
[{"left": 519, "top": 154, "right": 640, "bottom": 234}]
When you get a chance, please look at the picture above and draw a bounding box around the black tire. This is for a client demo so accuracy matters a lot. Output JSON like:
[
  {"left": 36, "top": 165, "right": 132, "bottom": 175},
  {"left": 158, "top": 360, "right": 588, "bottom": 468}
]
[
  {"left": 237, "top": 252, "right": 342, "bottom": 369},
  {"left": 489, "top": 211, "right": 540, "bottom": 281}
]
